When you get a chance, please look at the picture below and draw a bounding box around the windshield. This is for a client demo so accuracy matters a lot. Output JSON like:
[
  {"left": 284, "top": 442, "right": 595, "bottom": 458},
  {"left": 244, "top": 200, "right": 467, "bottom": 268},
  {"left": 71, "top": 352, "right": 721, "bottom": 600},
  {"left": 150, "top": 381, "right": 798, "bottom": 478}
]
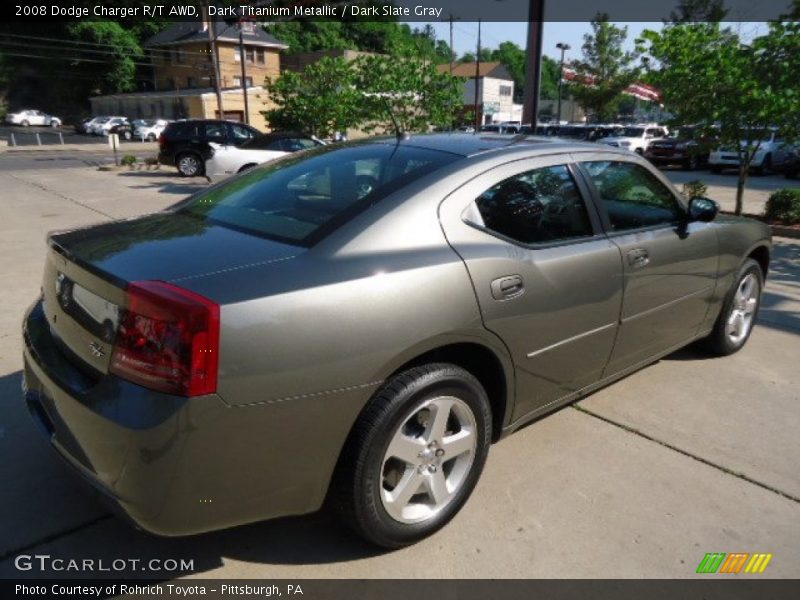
[
  {"left": 617, "top": 127, "right": 645, "bottom": 137},
  {"left": 177, "top": 142, "right": 460, "bottom": 247}
]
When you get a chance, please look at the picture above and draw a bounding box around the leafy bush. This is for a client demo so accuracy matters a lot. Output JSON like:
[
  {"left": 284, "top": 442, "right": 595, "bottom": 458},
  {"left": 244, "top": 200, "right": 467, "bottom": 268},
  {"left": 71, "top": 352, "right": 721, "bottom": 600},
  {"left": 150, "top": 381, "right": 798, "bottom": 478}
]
[
  {"left": 120, "top": 154, "right": 137, "bottom": 167},
  {"left": 764, "top": 189, "right": 800, "bottom": 224},
  {"left": 144, "top": 156, "right": 159, "bottom": 166},
  {"left": 681, "top": 180, "right": 708, "bottom": 200}
]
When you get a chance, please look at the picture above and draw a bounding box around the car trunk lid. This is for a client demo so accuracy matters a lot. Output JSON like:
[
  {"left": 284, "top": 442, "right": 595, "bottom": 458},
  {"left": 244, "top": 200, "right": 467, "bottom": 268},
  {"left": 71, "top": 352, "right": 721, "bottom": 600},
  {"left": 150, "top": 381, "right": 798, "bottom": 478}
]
[{"left": 43, "top": 211, "right": 300, "bottom": 375}]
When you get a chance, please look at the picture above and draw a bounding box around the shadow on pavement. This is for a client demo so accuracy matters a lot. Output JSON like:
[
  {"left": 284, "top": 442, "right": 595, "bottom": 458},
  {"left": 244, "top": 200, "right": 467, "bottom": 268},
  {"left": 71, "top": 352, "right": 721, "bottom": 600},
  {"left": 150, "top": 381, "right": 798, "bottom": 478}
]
[{"left": 119, "top": 171, "right": 209, "bottom": 197}]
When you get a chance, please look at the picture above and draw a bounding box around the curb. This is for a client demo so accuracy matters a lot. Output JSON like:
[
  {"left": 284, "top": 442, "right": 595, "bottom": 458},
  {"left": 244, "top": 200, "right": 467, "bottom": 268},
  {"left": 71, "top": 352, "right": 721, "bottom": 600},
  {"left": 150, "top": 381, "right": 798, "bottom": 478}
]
[{"left": 770, "top": 224, "right": 800, "bottom": 240}]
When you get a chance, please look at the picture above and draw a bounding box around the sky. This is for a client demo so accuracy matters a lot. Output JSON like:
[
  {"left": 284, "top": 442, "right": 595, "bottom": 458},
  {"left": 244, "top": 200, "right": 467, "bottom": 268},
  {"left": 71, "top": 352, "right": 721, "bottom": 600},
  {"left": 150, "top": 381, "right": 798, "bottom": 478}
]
[{"left": 417, "top": 22, "right": 660, "bottom": 60}]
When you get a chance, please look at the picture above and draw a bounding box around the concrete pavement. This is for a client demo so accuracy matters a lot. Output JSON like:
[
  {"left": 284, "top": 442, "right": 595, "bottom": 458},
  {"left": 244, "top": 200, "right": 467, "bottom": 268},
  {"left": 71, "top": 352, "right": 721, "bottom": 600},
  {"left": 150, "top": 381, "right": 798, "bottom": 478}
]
[{"left": 0, "top": 162, "right": 798, "bottom": 579}]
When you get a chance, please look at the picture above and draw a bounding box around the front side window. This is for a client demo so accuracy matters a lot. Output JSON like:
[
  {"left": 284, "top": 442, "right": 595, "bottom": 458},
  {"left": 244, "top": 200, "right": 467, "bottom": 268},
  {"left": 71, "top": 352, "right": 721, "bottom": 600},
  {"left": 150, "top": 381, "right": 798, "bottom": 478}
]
[
  {"left": 582, "top": 161, "right": 683, "bottom": 231},
  {"left": 472, "top": 165, "right": 593, "bottom": 245},
  {"left": 178, "top": 144, "right": 459, "bottom": 246}
]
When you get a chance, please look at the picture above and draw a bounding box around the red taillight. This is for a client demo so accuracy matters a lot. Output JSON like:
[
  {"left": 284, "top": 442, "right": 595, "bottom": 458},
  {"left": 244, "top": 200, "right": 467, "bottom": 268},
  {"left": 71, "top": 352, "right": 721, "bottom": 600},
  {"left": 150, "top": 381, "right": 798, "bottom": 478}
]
[
  {"left": 158, "top": 133, "right": 166, "bottom": 149},
  {"left": 110, "top": 281, "right": 219, "bottom": 397}
]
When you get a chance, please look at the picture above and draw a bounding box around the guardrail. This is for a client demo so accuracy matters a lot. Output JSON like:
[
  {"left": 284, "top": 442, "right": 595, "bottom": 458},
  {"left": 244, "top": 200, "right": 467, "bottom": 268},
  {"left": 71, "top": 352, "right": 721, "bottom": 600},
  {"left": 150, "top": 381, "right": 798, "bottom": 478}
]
[{"left": 6, "top": 131, "right": 65, "bottom": 146}]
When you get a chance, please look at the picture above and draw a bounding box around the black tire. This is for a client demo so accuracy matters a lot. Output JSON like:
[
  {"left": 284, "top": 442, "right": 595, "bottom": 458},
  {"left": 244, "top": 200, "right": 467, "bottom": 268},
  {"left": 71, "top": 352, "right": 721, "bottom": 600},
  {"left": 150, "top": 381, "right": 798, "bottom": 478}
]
[
  {"left": 634, "top": 147, "right": 644, "bottom": 155},
  {"left": 237, "top": 163, "right": 257, "bottom": 173},
  {"left": 710, "top": 165, "right": 722, "bottom": 174},
  {"left": 21, "top": 120, "right": 29, "bottom": 127},
  {"left": 176, "top": 153, "right": 203, "bottom": 177},
  {"left": 332, "top": 363, "right": 492, "bottom": 549},
  {"left": 147, "top": 133, "right": 156, "bottom": 142},
  {"left": 123, "top": 130, "right": 132, "bottom": 140},
  {"left": 684, "top": 154, "right": 699, "bottom": 171},
  {"left": 700, "top": 258, "right": 763, "bottom": 356},
  {"left": 50, "top": 121, "right": 59, "bottom": 128}
]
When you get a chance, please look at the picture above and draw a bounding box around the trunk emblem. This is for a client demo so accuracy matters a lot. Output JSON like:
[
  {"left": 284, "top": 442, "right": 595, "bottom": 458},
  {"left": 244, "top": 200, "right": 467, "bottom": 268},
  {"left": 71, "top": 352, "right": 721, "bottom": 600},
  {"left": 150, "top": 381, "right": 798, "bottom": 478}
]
[{"left": 89, "top": 341, "right": 106, "bottom": 358}]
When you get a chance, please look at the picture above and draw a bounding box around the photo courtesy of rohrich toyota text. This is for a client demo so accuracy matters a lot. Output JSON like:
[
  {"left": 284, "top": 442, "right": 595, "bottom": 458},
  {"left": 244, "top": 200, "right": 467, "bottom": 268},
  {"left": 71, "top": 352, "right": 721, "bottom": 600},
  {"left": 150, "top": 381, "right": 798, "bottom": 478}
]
[{"left": 0, "top": 0, "right": 798, "bottom": 598}]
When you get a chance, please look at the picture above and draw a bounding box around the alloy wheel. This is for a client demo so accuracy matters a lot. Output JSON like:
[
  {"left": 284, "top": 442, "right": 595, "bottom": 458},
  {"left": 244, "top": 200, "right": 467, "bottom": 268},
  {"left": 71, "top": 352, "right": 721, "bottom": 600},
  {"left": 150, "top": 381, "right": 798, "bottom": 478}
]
[
  {"left": 380, "top": 395, "right": 477, "bottom": 524},
  {"left": 727, "top": 273, "right": 759, "bottom": 345}
]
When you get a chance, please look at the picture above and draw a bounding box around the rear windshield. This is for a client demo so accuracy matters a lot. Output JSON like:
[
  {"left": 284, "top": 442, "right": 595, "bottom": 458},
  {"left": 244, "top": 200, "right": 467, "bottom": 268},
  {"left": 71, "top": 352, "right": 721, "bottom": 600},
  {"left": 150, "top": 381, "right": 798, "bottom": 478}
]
[{"left": 177, "top": 142, "right": 461, "bottom": 246}]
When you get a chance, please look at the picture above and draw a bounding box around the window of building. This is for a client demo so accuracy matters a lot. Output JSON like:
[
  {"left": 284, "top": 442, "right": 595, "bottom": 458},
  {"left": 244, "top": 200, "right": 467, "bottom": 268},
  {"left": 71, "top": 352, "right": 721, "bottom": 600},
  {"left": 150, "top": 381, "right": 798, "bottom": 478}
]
[
  {"left": 581, "top": 161, "right": 683, "bottom": 231},
  {"left": 233, "top": 76, "right": 253, "bottom": 88},
  {"left": 234, "top": 49, "right": 240, "bottom": 62},
  {"left": 256, "top": 48, "right": 265, "bottom": 64},
  {"left": 187, "top": 77, "right": 197, "bottom": 88},
  {"left": 245, "top": 47, "right": 255, "bottom": 63},
  {"left": 471, "top": 165, "right": 593, "bottom": 245},
  {"left": 499, "top": 85, "right": 513, "bottom": 97}
]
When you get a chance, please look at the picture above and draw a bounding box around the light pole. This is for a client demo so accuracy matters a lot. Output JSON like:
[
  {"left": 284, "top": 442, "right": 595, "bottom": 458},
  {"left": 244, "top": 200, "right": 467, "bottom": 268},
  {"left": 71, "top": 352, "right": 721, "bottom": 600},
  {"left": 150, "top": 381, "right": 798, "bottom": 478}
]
[{"left": 556, "top": 42, "right": 570, "bottom": 125}]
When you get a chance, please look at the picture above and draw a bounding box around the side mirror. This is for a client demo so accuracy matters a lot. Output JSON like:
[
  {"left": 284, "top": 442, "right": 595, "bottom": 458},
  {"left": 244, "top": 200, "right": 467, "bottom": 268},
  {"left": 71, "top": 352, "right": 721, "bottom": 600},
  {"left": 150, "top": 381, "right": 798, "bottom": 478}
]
[{"left": 688, "top": 197, "right": 719, "bottom": 222}]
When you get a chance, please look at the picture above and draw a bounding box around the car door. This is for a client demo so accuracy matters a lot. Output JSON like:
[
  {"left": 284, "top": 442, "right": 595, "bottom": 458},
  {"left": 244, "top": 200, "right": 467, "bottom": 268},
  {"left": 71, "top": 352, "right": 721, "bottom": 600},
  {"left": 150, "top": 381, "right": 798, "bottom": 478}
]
[
  {"left": 439, "top": 155, "right": 623, "bottom": 421},
  {"left": 576, "top": 157, "right": 719, "bottom": 376}
]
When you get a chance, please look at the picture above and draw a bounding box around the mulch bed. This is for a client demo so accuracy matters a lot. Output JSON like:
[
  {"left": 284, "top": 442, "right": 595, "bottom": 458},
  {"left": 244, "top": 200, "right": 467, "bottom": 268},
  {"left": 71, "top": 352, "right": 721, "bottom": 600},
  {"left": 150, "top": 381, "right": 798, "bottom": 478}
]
[{"left": 721, "top": 211, "right": 800, "bottom": 239}]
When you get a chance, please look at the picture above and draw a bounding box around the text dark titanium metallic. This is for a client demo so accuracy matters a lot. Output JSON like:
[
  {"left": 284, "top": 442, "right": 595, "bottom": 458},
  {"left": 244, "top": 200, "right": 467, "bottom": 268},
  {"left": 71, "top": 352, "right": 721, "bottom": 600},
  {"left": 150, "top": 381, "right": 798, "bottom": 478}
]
[{"left": 22, "top": 134, "right": 771, "bottom": 548}]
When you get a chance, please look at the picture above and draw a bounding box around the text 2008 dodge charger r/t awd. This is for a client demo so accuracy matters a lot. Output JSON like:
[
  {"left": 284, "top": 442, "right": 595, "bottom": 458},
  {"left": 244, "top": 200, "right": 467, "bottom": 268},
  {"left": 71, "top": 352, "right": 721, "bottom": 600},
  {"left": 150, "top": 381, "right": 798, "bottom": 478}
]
[{"left": 23, "top": 134, "right": 770, "bottom": 548}]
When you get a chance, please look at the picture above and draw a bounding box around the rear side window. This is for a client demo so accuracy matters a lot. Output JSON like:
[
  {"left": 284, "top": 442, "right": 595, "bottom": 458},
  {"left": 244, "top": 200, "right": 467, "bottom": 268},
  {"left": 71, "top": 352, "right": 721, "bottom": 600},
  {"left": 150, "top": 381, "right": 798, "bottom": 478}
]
[
  {"left": 582, "top": 161, "right": 683, "bottom": 231},
  {"left": 178, "top": 143, "right": 459, "bottom": 246},
  {"left": 204, "top": 122, "right": 227, "bottom": 142},
  {"left": 229, "top": 123, "right": 255, "bottom": 142},
  {"left": 472, "top": 165, "right": 593, "bottom": 244}
]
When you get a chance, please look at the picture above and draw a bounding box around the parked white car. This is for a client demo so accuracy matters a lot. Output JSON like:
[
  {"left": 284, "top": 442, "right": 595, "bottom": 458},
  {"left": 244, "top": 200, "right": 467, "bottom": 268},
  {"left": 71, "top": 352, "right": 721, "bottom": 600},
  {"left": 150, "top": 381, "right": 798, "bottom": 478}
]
[
  {"left": 709, "top": 130, "right": 787, "bottom": 174},
  {"left": 205, "top": 133, "right": 324, "bottom": 181},
  {"left": 133, "top": 119, "right": 170, "bottom": 141},
  {"left": 600, "top": 124, "right": 669, "bottom": 154},
  {"left": 5, "top": 109, "right": 61, "bottom": 127}
]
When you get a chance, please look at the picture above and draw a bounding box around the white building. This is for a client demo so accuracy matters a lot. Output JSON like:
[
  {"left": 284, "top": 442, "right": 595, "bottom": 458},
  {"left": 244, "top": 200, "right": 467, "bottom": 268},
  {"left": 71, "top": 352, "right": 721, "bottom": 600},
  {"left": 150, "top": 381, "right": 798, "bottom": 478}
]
[{"left": 438, "top": 62, "right": 515, "bottom": 126}]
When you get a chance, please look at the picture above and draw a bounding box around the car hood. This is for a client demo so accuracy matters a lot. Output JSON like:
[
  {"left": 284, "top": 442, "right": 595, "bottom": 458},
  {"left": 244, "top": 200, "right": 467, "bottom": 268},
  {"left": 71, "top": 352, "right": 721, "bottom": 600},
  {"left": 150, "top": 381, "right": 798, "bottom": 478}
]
[{"left": 49, "top": 211, "right": 300, "bottom": 286}]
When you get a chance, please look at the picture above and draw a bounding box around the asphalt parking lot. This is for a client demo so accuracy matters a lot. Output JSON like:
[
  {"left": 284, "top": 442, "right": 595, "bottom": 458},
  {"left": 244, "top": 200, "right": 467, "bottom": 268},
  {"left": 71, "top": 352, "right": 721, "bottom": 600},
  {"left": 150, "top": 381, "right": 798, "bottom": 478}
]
[{"left": 0, "top": 146, "right": 798, "bottom": 579}]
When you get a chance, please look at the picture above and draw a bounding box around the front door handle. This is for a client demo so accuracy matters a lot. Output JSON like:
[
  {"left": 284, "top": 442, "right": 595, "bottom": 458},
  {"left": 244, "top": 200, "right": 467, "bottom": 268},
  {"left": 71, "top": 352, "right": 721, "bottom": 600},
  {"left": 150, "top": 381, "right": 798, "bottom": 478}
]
[
  {"left": 491, "top": 275, "right": 525, "bottom": 300},
  {"left": 627, "top": 248, "right": 650, "bottom": 269}
]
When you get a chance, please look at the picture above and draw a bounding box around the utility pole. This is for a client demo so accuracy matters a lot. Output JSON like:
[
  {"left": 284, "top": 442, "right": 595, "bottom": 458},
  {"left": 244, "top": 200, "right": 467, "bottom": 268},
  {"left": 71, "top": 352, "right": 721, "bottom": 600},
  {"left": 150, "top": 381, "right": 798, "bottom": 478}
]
[
  {"left": 473, "top": 19, "right": 481, "bottom": 131},
  {"left": 237, "top": 24, "right": 250, "bottom": 125},
  {"left": 449, "top": 15, "right": 454, "bottom": 75},
  {"left": 205, "top": 3, "right": 224, "bottom": 118},
  {"left": 556, "top": 42, "right": 570, "bottom": 124},
  {"left": 521, "top": 0, "right": 545, "bottom": 125}
]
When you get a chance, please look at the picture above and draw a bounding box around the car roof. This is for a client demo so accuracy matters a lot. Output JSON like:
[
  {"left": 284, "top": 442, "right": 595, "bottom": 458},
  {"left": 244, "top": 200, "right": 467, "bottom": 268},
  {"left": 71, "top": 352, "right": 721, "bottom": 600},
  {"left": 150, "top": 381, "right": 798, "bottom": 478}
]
[{"left": 368, "top": 132, "right": 613, "bottom": 158}]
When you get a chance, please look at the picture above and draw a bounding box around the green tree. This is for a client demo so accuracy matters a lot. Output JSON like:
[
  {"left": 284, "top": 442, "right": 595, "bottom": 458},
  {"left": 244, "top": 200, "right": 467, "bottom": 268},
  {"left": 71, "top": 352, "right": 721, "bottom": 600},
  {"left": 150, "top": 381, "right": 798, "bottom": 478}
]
[
  {"left": 69, "top": 22, "right": 144, "bottom": 93},
  {"left": 354, "top": 54, "right": 462, "bottom": 133},
  {"left": 569, "top": 14, "right": 639, "bottom": 123},
  {"left": 639, "top": 22, "right": 800, "bottom": 215},
  {"left": 263, "top": 56, "right": 360, "bottom": 138}
]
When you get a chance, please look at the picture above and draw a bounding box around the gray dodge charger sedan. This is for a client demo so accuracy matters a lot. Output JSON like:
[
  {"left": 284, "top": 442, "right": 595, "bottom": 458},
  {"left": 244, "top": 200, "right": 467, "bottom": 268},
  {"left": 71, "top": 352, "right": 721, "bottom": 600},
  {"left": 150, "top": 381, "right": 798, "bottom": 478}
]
[{"left": 23, "top": 134, "right": 770, "bottom": 548}]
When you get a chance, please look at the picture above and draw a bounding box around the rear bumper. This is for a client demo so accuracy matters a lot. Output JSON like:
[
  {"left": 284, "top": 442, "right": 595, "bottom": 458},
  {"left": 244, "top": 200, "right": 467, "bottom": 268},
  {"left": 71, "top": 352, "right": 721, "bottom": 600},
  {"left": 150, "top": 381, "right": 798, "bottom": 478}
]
[{"left": 22, "top": 299, "right": 363, "bottom": 536}]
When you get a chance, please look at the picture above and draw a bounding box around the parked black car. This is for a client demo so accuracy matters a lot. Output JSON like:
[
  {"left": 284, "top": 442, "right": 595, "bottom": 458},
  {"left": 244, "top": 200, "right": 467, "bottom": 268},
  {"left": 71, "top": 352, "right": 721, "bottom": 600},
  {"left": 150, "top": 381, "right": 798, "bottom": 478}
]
[
  {"left": 108, "top": 119, "right": 133, "bottom": 140},
  {"left": 645, "top": 126, "right": 717, "bottom": 171},
  {"left": 73, "top": 117, "right": 93, "bottom": 134},
  {"left": 158, "top": 119, "right": 261, "bottom": 176}
]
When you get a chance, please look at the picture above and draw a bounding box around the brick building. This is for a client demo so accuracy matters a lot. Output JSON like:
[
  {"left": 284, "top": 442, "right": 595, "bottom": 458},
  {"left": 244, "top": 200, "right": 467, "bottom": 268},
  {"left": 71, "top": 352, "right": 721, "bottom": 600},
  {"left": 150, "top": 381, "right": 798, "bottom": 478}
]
[{"left": 90, "top": 19, "right": 287, "bottom": 131}]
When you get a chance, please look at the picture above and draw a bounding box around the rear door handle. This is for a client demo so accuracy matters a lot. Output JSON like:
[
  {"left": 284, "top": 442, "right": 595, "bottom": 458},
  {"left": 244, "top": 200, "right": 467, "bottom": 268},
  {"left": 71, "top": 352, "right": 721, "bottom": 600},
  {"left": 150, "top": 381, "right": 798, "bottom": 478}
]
[
  {"left": 491, "top": 275, "right": 525, "bottom": 300},
  {"left": 627, "top": 248, "right": 650, "bottom": 269}
]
